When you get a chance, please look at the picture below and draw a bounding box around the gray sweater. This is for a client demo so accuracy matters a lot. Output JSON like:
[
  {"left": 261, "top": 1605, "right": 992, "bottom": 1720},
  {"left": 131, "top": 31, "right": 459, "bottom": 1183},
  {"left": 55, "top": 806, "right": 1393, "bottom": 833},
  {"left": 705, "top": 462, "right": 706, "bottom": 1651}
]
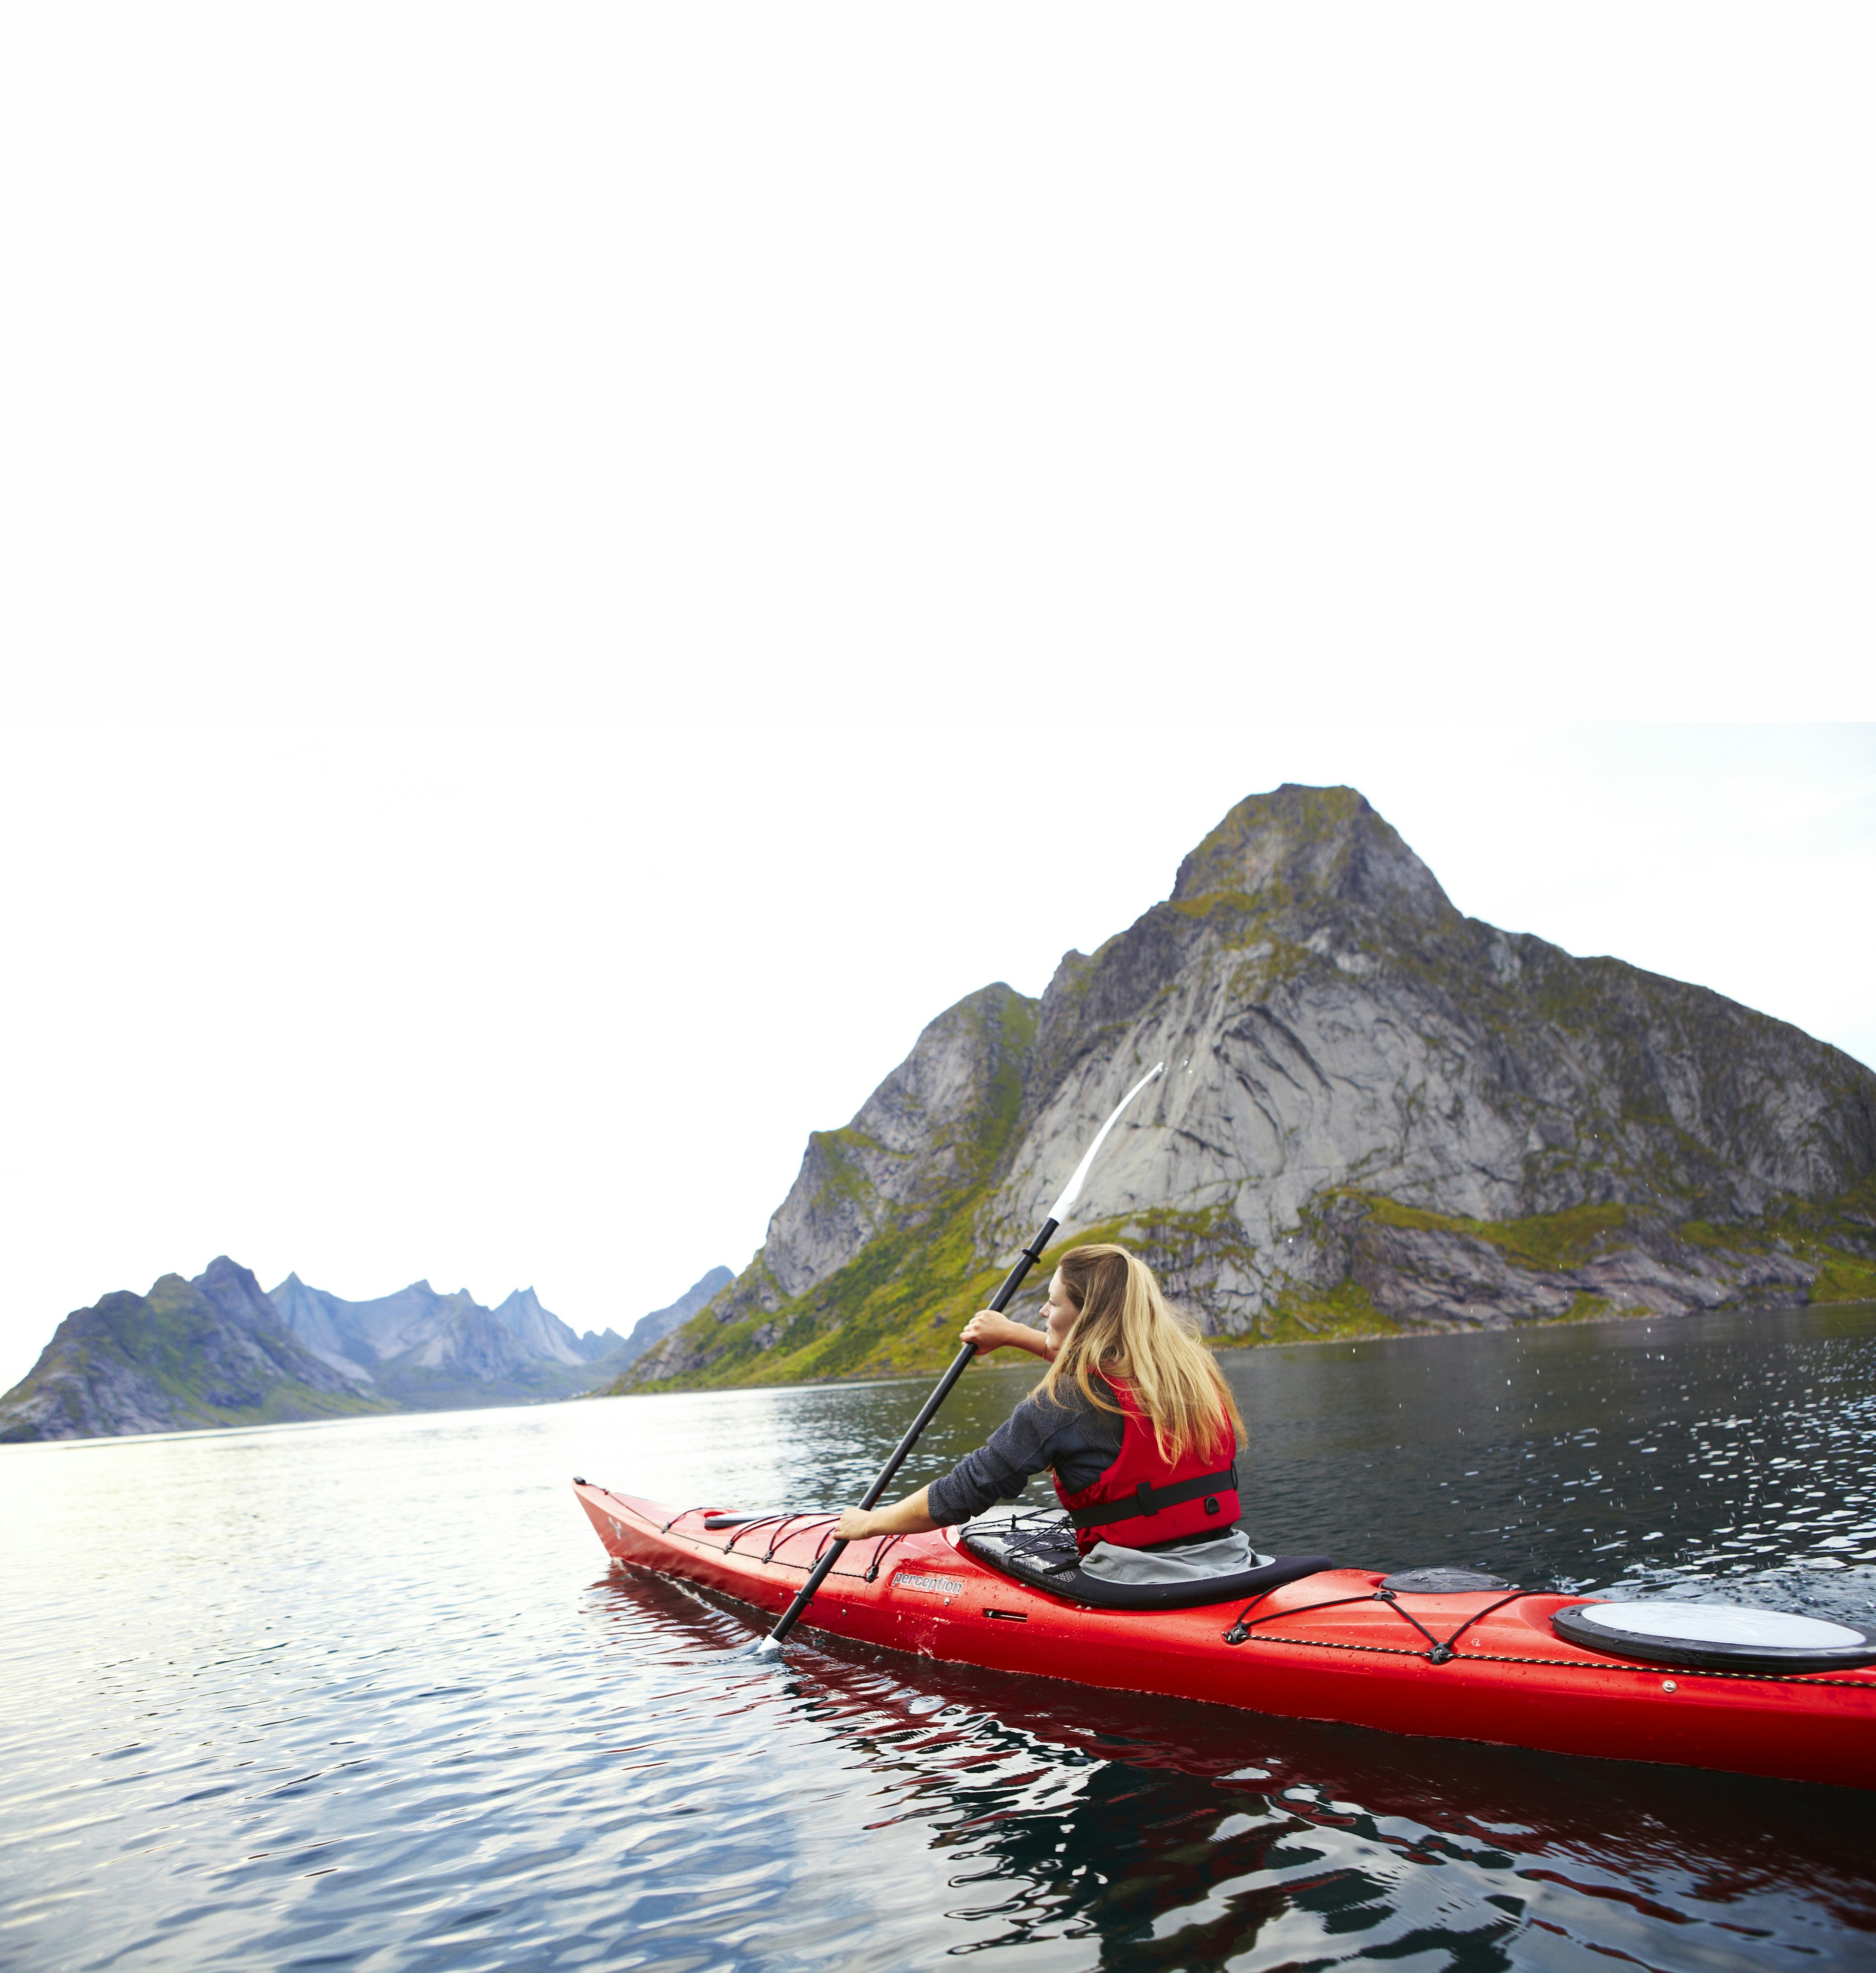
[{"left": 925, "top": 1375, "right": 1126, "bottom": 1526}]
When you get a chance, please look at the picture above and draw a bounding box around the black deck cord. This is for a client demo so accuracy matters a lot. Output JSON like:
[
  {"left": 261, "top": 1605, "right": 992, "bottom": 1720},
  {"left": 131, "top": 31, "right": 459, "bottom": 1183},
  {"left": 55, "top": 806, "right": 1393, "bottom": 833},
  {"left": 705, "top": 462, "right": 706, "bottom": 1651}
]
[
  {"left": 662, "top": 1506, "right": 774, "bottom": 1539},
  {"left": 764, "top": 1513, "right": 835, "bottom": 1564},
  {"left": 985, "top": 1509, "right": 1084, "bottom": 1574},
  {"left": 864, "top": 1532, "right": 911, "bottom": 1583},
  {"left": 757, "top": 1514, "right": 805, "bottom": 1560},
  {"left": 1434, "top": 1590, "right": 1526, "bottom": 1658},
  {"left": 650, "top": 1515, "right": 917, "bottom": 1583},
  {"left": 1030, "top": 1528, "right": 1086, "bottom": 1576},
  {"left": 724, "top": 1514, "right": 788, "bottom": 1554},
  {"left": 1373, "top": 1590, "right": 1459, "bottom": 1660},
  {"left": 1224, "top": 1586, "right": 1531, "bottom": 1664},
  {"left": 1219, "top": 1583, "right": 1282, "bottom": 1640},
  {"left": 1224, "top": 1589, "right": 1376, "bottom": 1646},
  {"left": 1008, "top": 1543, "right": 1082, "bottom": 1577}
]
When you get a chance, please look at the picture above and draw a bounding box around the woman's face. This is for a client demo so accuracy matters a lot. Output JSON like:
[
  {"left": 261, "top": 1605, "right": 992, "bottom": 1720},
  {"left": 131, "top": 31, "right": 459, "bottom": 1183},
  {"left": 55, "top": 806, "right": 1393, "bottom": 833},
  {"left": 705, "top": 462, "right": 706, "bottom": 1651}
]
[{"left": 1041, "top": 1269, "right": 1080, "bottom": 1350}]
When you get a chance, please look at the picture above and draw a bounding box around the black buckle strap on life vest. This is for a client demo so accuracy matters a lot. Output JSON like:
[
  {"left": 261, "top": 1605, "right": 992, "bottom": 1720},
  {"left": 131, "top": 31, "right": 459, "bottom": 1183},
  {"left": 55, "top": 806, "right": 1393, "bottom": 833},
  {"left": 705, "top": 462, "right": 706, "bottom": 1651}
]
[{"left": 1066, "top": 1464, "right": 1240, "bottom": 1531}]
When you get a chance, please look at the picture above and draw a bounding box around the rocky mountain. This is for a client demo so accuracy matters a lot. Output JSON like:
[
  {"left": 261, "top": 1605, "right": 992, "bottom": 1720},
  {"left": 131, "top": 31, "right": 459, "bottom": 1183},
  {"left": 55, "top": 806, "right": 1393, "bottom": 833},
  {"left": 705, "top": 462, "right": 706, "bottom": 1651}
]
[
  {"left": 0, "top": 1257, "right": 391, "bottom": 1441},
  {"left": 626, "top": 784, "right": 1876, "bottom": 1392}
]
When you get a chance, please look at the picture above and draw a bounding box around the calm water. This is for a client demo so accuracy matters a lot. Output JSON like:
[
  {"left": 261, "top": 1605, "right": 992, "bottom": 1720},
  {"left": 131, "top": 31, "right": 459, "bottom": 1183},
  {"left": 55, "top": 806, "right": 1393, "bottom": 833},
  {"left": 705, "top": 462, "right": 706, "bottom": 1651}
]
[{"left": 4, "top": 1304, "right": 1875, "bottom": 1971}]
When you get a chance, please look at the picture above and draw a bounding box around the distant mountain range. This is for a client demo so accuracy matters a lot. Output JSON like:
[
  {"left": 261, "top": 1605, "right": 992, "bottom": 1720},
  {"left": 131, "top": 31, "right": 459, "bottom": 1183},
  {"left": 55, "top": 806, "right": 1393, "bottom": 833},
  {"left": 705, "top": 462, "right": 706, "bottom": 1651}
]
[
  {"left": 0, "top": 1262, "right": 732, "bottom": 1441},
  {"left": 266, "top": 1266, "right": 733, "bottom": 1409}
]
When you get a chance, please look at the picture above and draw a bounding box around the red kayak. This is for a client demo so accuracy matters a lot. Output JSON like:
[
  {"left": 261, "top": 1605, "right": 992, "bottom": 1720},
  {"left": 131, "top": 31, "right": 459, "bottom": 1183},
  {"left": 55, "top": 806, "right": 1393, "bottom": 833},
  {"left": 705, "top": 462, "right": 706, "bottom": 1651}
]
[{"left": 574, "top": 1480, "right": 1876, "bottom": 1791}]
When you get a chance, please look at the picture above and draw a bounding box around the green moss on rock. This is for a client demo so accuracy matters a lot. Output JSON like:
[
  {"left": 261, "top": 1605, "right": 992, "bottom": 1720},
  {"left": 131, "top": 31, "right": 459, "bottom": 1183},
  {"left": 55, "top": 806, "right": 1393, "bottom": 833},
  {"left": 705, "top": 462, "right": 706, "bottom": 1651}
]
[
  {"left": 1355, "top": 1194, "right": 1634, "bottom": 1272},
  {"left": 1263, "top": 1277, "right": 1400, "bottom": 1345}
]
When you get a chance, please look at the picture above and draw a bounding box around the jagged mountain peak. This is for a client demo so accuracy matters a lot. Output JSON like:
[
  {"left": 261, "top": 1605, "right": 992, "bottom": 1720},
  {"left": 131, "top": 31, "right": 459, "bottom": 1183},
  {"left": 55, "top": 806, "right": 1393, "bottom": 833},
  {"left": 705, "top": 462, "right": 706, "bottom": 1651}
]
[
  {"left": 193, "top": 1256, "right": 284, "bottom": 1331},
  {"left": 488, "top": 1287, "right": 587, "bottom": 1365},
  {"left": 1172, "top": 784, "right": 1456, "bottom": 925}
]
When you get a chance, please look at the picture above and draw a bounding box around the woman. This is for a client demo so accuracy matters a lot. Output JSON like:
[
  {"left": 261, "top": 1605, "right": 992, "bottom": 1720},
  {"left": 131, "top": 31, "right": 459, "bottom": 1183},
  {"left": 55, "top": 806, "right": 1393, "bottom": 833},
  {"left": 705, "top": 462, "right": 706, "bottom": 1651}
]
[{"left": 833, "top": 1244, "right": 1253, "bottom": 1583}]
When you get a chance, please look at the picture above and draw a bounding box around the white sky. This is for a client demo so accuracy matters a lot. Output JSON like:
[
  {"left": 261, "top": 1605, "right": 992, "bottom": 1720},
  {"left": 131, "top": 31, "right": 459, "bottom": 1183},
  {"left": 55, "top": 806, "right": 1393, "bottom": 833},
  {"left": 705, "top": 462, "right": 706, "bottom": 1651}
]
[
  {"left": 0, "top": 719, "right": 1870, "bottom": 1388},
  {"left": 2, "top": 9, "right": 1873, "bottom": 1381}
]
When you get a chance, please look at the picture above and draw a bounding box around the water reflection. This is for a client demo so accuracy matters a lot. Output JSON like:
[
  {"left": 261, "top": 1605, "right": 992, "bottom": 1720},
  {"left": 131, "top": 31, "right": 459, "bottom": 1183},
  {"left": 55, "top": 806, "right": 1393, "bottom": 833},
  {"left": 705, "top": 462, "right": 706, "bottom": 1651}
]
[{"left": 593, "top": 1568, "right": 1876, "bottom": 1970}]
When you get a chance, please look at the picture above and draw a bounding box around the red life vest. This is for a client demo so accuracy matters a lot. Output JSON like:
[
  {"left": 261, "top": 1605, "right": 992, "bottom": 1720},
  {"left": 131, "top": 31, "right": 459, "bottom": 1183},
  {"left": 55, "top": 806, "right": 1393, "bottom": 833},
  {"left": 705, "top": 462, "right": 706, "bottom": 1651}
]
[{"left": 1052, "top": 1374, "right": 1241, "bottom": 1555}]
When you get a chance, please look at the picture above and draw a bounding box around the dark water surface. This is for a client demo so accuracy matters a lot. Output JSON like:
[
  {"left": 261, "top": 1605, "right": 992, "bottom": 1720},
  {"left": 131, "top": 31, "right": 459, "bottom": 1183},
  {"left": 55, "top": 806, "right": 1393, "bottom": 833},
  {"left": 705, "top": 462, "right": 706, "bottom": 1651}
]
[{"left": 4, "top": 1304, "right": 1875, "bottom": 1971}]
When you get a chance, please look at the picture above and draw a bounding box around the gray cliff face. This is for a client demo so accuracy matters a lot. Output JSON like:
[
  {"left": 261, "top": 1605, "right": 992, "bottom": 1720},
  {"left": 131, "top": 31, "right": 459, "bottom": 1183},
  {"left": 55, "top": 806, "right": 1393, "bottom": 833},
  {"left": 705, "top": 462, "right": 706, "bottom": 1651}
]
[
  {"left": 761, "top": 985, "right": 1034, "bottom": 1300},
  {"left": 632, "top": 986, "right": 1033, "bottom": 1381},
  {"left": 1313, "top": 1198, "right": 1818, "bottom": 1328},
  {"left": 973, "top": 787, "right": 1872, "bottom": 1331},
  {"left": 0, "top": 1258, "right": 381, "bottom": 1442},
  {"left": 631, "top": 784, "right": 1876, "bottom": 1384},
  {"left": 612, "top": 1267, "right": 736, "bottom": 1371}
]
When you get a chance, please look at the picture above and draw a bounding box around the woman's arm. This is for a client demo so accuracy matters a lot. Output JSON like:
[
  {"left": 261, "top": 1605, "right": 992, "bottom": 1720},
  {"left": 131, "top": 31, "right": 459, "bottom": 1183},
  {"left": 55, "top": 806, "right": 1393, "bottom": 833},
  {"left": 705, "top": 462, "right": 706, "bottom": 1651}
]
[
  {"left": 834, "top": 1485, "right": 938, "bottom": 1541},
  {"left": 960, "top": 1310, "right": 1056, "bottom": 1361},
  {"left": 840, "top": 1321, "right": 1079, "bottom": 1541}
]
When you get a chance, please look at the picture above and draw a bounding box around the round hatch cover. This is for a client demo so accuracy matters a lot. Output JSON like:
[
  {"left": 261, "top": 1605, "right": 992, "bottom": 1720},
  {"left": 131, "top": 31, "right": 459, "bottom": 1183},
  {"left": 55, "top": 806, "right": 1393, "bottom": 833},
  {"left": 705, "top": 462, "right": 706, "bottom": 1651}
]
[
  {"left": 1553, "top": 1599, "right": 1876, "bottom": 1672},
  {"left": 1380, "top": 1569, "right": 1514, "bottom": 1594}
]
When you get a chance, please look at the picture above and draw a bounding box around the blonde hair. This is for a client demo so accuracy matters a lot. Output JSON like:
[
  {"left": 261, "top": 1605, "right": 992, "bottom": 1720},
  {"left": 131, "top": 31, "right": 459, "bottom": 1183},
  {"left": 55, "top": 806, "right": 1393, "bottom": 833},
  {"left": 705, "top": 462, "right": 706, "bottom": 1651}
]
[{"left": 1038, "top": 1244, "right": 1245, "bottom": 1463}]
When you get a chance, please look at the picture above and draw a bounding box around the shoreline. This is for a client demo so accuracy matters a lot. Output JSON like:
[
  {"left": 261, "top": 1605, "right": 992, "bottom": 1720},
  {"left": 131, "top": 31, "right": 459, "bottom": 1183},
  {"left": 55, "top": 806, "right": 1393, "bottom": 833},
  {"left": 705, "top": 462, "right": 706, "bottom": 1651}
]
[
  {"left": 10, "top": 1298, "right": 1874, "bottom": 1442},
  {"left": 618, "top": 1293, "right": 1876, "bottom": 1399}
]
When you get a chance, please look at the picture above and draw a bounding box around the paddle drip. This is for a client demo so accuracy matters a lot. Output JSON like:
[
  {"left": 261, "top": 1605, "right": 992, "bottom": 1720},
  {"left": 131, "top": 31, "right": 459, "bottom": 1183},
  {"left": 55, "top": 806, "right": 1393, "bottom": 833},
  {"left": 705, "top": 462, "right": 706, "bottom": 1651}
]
[{"left": 755, "top": 1061, "right": 1164, "bottom": 1655}]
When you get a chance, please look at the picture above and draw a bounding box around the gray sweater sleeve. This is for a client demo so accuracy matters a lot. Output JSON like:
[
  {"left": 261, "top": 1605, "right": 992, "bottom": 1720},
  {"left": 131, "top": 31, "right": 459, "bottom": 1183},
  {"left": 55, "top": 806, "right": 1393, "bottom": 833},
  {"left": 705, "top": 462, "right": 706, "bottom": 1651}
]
[{"left": 925, "top": 1380, "right": 1124, "bottom": 1527}]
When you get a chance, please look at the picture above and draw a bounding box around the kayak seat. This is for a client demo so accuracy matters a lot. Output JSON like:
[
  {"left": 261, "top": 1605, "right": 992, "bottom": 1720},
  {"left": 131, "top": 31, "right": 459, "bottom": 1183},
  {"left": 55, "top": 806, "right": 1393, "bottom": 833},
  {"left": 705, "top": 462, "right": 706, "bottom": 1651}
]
[{"left": 961, "top": 1511, "right": 1333, "bottom": 1612}]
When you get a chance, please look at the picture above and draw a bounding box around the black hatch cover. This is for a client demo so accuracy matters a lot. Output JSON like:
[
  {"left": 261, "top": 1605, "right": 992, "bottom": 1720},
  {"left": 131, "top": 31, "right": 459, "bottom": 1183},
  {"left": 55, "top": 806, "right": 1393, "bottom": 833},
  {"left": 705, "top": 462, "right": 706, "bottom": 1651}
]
[{"left": 1553, "top": 1599, "right": 1876, "bottom": 1673}]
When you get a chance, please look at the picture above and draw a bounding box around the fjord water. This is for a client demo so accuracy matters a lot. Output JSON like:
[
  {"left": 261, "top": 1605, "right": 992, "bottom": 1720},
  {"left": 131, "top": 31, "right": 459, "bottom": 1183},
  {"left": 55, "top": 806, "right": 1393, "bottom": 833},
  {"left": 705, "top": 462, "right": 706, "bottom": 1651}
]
[{"left": 4, "top": 1308, "right": 1874, "bottom": 1972}]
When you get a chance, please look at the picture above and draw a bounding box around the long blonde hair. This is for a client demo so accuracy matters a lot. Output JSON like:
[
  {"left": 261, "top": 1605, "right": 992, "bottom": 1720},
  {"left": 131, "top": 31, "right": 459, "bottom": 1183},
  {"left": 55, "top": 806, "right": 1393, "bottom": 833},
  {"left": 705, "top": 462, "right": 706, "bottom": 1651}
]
[{"left": 1038, "top": 1244, "right": 1245, "bottom": 1463}]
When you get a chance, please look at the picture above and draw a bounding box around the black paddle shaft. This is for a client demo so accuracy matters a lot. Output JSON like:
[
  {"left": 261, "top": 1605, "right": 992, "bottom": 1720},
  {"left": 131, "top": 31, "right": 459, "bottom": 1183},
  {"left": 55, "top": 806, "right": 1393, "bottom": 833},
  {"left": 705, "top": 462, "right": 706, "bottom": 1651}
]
[{"left": 762, "top": 1216, "right": 1059, "bottom": 1649}]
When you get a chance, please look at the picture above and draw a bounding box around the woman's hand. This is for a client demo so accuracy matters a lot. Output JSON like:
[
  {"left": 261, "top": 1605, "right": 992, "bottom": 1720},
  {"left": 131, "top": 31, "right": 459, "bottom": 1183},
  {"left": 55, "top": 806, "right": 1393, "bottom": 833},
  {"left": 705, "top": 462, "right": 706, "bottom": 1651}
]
[
  {"left": 961, "top": 1309, "right": 1049, "bottom": 1357},
  {"left": 833, "top": 1487, "right": 938, "bottom": 1543}
]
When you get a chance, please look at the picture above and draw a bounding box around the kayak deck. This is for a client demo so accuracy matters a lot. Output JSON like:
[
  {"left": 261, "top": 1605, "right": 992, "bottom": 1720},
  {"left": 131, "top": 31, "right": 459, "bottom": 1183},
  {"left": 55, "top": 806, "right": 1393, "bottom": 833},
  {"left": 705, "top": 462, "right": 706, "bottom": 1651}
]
[{"left": 574, "top": 1481, "right": 1876, "bottom": 1790}]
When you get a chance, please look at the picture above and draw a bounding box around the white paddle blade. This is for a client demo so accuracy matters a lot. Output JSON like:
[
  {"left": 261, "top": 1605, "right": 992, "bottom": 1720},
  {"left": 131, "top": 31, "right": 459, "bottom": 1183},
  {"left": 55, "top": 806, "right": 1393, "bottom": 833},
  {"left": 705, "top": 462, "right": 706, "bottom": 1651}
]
[{"left": 1046, "top": 1061, "right": 1165, "bottom": 1225}]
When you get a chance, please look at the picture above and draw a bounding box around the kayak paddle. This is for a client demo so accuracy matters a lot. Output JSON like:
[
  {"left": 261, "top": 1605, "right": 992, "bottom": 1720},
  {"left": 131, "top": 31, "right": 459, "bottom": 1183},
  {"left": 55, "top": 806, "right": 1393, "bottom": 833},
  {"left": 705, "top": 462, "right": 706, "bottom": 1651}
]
[{"left": 756, "top": 1059, "right": 1165, "bottom": 1656}]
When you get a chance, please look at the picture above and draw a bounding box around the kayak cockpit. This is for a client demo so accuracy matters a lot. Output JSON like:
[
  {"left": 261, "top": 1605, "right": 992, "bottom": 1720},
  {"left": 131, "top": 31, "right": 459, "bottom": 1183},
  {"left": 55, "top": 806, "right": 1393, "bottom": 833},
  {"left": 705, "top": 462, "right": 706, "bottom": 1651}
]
[{"left": 958, "top": 1509, "right": 1333, "bottom": 1612}]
